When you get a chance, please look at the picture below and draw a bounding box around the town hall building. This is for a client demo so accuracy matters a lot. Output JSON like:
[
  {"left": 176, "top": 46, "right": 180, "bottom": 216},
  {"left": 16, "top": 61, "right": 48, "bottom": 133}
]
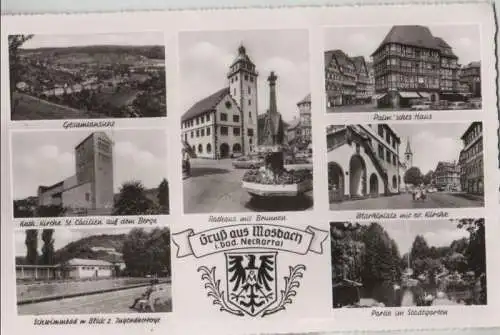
[
  {"left": 181, "top": 45, "right": 259, "bottom": 159},
  {"left": 327, "top": 124, "right": 410, "bottom": 202}
]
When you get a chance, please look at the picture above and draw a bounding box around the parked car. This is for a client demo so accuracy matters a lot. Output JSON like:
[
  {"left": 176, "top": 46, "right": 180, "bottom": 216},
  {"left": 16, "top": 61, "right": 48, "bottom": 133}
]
[
  {"left": 410, "top": 102, "right": 431, "bottom": 111},
  {"left": 469, "top": 99, "right": 482, "bottom": 109},
  {"left": 232, "top": 156, "right": 264, "bottom": 169},
  {"left": 448, "top": 101, "right": 468, "bottom": 110}
]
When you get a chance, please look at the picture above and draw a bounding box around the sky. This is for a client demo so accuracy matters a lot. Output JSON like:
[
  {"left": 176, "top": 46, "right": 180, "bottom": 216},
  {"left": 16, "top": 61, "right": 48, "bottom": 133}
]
[
  {"left": 391, "top": 122, "right": 471, "bottom": 174},
  {"left": 20, "top": 32, "right": 165, "bottom": 49},
  {"left": 365, "top": 219, "right": 470, "bottom": 255},
  {"left": 14, "top": 227, "right": 159, "bottom": 257},
  {"left": 325, "top": 25, "right": 480, "bottom": 66},
  {"left": 179, "top": 29, "right": 310, "bottom": 123},
  {"left": 11, "top": 129, "right": 168, "bottom": 200}
]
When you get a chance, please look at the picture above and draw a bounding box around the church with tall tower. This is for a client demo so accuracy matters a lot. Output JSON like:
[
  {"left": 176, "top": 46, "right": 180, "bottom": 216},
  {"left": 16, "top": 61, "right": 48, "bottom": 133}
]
[{"left": 181, "top": 45, "right": 259, "bottom": 159}]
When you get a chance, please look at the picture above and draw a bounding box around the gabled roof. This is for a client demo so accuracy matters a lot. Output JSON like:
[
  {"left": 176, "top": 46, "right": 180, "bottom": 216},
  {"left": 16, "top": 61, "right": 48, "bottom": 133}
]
[
  {"left": 182, "top": 87, "right": 230, "bottom": 122},
  {"left": 329, "top": 49, "right": 355, "bottom": 69},
  {"left": 297, "top": 93, "right": 311, "bottom": 105},
  {"left": 351, "top": 56, "right": 368, "bottom": 74},
  {"left": 372, "top": 25, "right": 441, "bottom": 56}
]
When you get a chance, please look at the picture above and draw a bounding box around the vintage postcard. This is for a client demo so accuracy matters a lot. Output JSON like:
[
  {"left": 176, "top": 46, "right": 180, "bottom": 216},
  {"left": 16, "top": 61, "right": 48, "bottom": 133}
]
[{"left": 1, "top": 3, "right": 499, "bottom": 335}]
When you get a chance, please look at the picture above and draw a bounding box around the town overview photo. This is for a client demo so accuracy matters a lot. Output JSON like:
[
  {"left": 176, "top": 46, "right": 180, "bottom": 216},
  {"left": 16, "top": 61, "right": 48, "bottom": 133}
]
[
  {"left": 324, "top": 25, "right": 481, "bottom": 112},
  {"left": 15, "top": 227, "right": 172, "bottom": 315},
  {"left": 326, "top": 122, "right": 484, "bottom": 210},
  {"left": 180, "top": 30, "right": 313, "bottom": 214},
  {"left": 8, "top": 33, "right": 166, "bottom": 120},
  {"left": 12, "top": 129, "right": 169, "bottom": 218},
  {"left": 330, "top": 219, "right": 487, "bottom": 308}
]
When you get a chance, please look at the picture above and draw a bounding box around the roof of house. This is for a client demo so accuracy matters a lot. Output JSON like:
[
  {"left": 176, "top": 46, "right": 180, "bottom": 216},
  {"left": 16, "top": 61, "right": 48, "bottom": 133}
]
[
  {"left": 297, "top": 93, "right": 311, "bottom": 105},
  {"left": 328, "top": 49, "right": 355, "bottom": 69},
  {"left": 372, "top": 25, "right": 441, "bottom": 55},
  {"left": 182, "top": 87, "right": 230, "bottom": 122},
  {"left": 351, "top": 56, "right": 368, "bottom": 73},
  {"left": 434, "top": 37, "right": 457, "bottom": 58},
  {"left": 66, "top": 258, "right": 114, "bottom": 266}
]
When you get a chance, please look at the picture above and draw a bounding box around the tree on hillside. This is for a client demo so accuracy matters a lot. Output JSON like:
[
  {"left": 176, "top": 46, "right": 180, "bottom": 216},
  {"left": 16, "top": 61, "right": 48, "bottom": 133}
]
[
  {"left": 404, "top": 167, "right": 423, "bottom": 186},
  {"left": 8, "top": 34, "right": 34, "bottom": 97},
  {"left": 423, "top": 170, "right": 434, "bottom": 185},
  {"left": 25, "top": 229, "right": 38, "bottom": 265},
  {"left": 122, "top": 227, "right": 171, "bottom": 277},
  {"left": 41, "top": 229, "right": 55, "bottom": 265},
  {"left": 122, "top": 228, "right": 150, "bottom": 276},
  {"left": 157, "top": 179, "right": 169, "bottom": 214},
  {"left": 113, "top": 181, "right": 155, "bottom": 215}
]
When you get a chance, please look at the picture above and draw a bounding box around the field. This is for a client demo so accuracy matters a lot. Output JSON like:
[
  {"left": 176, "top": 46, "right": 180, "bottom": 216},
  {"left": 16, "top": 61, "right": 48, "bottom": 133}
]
[{"left": 11, "top": 92, "right": 103, "bottom": 120}]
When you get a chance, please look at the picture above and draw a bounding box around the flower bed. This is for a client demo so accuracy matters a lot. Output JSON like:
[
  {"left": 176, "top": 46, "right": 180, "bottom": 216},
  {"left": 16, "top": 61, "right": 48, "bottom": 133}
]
[{"left": 242, "top": 169, "right": 312, "bottom": 197}]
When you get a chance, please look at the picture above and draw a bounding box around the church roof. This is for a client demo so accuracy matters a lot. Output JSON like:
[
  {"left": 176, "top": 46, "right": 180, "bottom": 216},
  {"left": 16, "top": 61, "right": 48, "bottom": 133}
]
[
  {"left": 372, "top": 25, "right": 441, "bottom": 56},
  {"left": 182, "top": 87, "right": 230, "bottom": 122}
]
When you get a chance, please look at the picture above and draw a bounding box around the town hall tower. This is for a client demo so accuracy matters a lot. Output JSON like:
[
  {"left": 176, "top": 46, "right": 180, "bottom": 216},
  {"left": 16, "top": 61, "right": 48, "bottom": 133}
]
[{"left": 228, "top": 45, "right": 258, "bottom": 154}]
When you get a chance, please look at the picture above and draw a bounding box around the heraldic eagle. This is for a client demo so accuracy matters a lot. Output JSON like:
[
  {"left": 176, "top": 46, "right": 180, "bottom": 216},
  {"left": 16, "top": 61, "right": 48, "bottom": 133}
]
[{"left": 227, "top": 254, "right": 275, "bottom": 307}]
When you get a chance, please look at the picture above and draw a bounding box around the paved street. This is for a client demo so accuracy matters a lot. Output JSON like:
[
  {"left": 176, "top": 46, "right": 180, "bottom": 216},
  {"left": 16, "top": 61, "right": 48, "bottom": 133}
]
[
  {"left": 18, "top": 283, "right": 172, "bottom": 315},
  {"left": 183, "top": 158, "right": 313, "bottom": 213},
  {"left": 330, "top": 192, "right": 483, "bottom": 210}
]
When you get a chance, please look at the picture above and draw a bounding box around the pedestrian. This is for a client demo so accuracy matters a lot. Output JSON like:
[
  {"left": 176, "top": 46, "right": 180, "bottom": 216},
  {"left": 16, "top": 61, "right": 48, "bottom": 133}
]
[{"left": 129, "top": 280, "right": 157, "bottom": 310}]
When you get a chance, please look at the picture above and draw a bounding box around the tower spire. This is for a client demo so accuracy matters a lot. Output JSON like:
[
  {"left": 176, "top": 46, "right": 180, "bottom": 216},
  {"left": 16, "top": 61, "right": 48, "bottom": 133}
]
[{"left": 405, "top": 137, "right": 412, "bottom": 155}]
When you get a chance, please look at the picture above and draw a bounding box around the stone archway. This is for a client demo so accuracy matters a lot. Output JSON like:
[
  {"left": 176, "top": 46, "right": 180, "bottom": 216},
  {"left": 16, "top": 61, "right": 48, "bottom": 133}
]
[
  {"left": 328, "top": 162, "right": 344, "bottom": 202},
  {"left": 369, "top": 173, "right": 379, "bottom": 196},
  {"left": 349, "top": 154, "right": 367, "bottom": 197},
  {"left": 392, "top": 175, "right": 397, "bottom": 190},
  {"left": 220, "top": 143, "right": 230, "bottom": 158}
]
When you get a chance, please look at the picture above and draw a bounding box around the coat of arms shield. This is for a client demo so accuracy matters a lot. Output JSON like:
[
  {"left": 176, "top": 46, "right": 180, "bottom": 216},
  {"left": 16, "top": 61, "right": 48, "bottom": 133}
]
[{"left": 225, "top": 251, "right": 278, "bottom": 316}]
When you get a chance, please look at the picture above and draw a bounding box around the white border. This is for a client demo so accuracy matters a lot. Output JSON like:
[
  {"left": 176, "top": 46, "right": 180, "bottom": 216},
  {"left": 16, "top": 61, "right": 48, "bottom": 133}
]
[{"left": 1, "top": 4, "right": 499, "bottom": 335}]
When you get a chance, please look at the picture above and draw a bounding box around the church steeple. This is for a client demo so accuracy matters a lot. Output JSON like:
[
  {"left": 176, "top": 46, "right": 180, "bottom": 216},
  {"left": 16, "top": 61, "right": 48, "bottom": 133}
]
[
  {"left": 404, "top": 137, "right": 413, "bottom": 168},
  {"left": 405, "top": 137, "right": 412, "bottom": 155}
]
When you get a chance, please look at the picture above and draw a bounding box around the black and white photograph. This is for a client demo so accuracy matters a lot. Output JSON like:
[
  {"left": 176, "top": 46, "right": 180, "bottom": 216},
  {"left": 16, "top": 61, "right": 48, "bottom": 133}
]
[
  {"left": 12, "top": 129, "right": 169, "bottom": 217},
  {"left": 180, "top": 30, "right": 313, "bottom": 214},
  {"left": 8, "top": 33, "right": 166, "bottom": 120},
  {"left": 327, "top": 122, "right": 484, "bottom": 210},
  {"left": 324, "top": 25, "right": 481, "bottom": 112},
  {"left": 330, "top": 218, "right": 487, "bottom": 308},
  {"left": 15, "top": 227, "right": 172, "bottom": 315}
]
